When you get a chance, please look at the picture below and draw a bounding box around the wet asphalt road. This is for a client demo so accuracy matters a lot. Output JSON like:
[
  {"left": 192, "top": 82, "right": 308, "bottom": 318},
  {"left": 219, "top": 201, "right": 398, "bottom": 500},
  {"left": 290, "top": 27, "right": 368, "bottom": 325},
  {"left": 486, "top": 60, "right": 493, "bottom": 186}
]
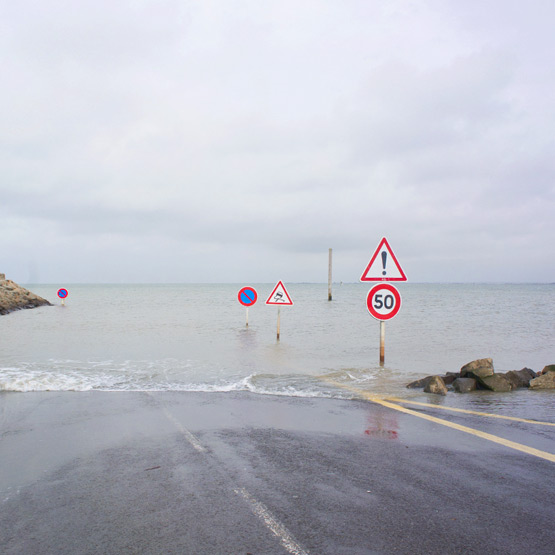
[{"left": 1, "top": 391, "right": 554, "bottom": 554}]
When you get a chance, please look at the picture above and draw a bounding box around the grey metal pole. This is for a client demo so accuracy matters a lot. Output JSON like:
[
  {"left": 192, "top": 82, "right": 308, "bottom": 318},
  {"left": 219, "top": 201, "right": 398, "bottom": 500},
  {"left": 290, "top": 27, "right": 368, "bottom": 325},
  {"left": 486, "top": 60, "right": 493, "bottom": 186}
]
[
  {"left": 380, "top": 321, "right": 385, "bottom": 365},
  {"left": 328, "top": 248, "right": 332, "bottom": 301}
]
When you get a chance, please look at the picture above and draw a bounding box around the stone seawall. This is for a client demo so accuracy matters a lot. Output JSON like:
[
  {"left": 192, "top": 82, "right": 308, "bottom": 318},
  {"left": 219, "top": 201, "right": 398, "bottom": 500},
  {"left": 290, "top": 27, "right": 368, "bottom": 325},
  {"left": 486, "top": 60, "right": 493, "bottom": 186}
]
[
  {"left": 407, "top": 358, "right": 555, "bottom": 393},
  {"left": 0, "top": 277, "right": 52, "bottom": 315}
]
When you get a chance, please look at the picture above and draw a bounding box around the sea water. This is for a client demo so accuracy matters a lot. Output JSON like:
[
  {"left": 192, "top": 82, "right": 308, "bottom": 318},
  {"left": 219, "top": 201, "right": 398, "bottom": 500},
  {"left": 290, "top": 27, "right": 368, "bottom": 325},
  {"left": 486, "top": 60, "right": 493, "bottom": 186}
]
[{"left": 1, "top": 284, "right": 554, "bottom": 409}]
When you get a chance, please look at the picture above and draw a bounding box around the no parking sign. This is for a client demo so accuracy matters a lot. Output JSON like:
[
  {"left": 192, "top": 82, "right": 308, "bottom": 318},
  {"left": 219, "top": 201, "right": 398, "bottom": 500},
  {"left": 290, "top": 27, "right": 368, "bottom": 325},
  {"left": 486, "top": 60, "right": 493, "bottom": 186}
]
[
  {"left": 57, "top": 287, "right": 68, "bottom": 306},
  {"left": 237, "top": 286, "right": 258, "bottom": 327},
  {"left": 238, "top": 287, "right": 258, "bottom": 307}
]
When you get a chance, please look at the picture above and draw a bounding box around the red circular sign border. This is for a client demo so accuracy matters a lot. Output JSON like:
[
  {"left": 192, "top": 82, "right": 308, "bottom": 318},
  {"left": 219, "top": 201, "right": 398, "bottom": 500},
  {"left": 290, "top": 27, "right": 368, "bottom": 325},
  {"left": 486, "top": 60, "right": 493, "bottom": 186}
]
[
  {"left": 237, "top": 286, "right": 258, "bottom": 307},
  {"left": 366, "top": 283, "right": 401, "bottom": 321}
]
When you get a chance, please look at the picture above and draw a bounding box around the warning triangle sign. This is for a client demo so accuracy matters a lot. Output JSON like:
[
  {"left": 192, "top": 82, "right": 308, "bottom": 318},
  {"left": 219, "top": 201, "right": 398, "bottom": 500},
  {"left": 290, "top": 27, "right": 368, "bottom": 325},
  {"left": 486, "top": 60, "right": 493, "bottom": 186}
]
[
  {"left": 360, "top": 237, "right": 407, "bottom": 282},
  {"left": 265, "top": 281, "right": 294, "bottom": 305}
]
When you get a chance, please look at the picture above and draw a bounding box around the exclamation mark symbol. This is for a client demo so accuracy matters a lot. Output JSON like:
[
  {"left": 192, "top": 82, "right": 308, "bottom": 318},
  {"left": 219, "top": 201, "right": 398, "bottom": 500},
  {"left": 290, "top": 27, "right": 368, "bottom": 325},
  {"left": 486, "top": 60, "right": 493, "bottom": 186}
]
[{"left": 381, "top": 251, "right": 387, "bottom": 276}]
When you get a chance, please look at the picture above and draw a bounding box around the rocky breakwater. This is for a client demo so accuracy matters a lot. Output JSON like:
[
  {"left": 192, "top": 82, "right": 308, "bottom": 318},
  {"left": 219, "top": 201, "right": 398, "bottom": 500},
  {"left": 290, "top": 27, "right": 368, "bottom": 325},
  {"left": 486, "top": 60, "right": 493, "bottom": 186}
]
[
  {"left": 407, "top": 358, "right": 555, "bottom": 395},
  {"left": 0, "top": 274, "right": 52, "bottom": 315}
]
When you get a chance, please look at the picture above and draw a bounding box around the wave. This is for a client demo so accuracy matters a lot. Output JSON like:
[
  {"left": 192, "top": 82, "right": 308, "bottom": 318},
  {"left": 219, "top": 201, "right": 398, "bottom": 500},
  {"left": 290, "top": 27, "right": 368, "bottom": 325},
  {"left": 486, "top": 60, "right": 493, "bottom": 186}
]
[{"left": 0, "top": 360, "right": 360, "bottom": 399}]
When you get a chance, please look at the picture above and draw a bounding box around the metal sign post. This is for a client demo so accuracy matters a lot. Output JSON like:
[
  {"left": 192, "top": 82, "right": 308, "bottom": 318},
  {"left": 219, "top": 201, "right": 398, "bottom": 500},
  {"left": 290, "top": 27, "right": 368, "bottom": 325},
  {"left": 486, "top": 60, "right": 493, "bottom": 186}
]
[
  {"left": 366, "top": 282, "right": 402, "bottom": 365},
  {"left": 380, "top": 321, "right": 385, "bottom": 365},
  {"left": 57, "top": 288, "right": 68, "bottom": 306},
  {"left": 238, "top": 287, "right": 258, "bottom": 327},
  {"left": 265, "top": 281, "right": 293, "bottom": 341},
  {"left": 361, "top": 237, "right": 406, "bottom": 365}
]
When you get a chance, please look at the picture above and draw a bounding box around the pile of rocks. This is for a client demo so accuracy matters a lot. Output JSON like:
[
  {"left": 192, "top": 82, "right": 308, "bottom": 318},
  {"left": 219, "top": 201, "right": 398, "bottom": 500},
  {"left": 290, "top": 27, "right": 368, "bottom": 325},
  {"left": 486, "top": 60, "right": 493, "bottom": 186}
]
[
  {"left": 407, "top": 358, "right": 555, "bottom": 395},
  {"left": 0, "top": 276, "right": 52, "bottom": 315}
]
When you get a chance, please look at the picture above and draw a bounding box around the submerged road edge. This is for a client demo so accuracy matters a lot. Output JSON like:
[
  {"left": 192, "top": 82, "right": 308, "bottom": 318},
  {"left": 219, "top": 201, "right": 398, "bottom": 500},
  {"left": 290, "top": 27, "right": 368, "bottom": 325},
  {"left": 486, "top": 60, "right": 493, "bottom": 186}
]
[{"left": 323, "top": 379, "right": 555, "bottom": 463}]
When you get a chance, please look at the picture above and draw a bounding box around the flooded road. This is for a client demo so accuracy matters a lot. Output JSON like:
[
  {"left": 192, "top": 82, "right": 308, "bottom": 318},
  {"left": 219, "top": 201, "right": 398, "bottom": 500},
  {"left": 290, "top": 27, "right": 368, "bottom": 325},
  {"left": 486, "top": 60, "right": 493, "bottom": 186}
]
[{"left": 1, "top": 391, "right": 554, "bottom": 554}]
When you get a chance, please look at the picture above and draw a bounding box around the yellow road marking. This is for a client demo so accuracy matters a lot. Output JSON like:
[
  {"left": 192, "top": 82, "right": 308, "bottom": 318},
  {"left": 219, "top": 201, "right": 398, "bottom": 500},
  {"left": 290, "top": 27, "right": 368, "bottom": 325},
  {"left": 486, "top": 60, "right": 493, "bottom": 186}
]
[
  {"left": 324, "top": 380, "right": 555, "bottom": 463},
  {"left": 384, "top": 397, "right": 555, "bottom": 427}
]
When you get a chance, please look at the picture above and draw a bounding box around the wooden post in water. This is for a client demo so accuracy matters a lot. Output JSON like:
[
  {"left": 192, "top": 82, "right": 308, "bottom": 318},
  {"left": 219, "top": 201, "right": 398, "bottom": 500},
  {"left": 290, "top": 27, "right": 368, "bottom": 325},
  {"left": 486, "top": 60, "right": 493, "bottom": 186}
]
[
  {"left": 328, "top": 248, "right": 333, "bottom": 301},
  {"left": 277, "top": 307, "right": 281, "bottom": 340},
  {"left": 379, "top": 321, "right": 385, "bottom": 365}
]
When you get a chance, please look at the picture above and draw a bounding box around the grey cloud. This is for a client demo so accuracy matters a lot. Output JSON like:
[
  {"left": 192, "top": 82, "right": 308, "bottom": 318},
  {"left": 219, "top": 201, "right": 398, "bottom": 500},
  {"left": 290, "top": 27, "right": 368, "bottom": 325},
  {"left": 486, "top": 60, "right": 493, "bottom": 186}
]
[{"left": 1, "top": 1, "right": 554, "bottom": 283}]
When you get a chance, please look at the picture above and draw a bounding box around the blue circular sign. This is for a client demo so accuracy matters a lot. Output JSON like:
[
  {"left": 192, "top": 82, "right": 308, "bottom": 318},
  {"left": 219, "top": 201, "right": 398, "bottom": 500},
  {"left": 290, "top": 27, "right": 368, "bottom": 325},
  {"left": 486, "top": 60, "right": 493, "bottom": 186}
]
[
  {"left": 57, "top": 288, "right": 68, "bottom": 299},
  {"left": 238, "top": 287, "right": 258, "bottom": 307}
]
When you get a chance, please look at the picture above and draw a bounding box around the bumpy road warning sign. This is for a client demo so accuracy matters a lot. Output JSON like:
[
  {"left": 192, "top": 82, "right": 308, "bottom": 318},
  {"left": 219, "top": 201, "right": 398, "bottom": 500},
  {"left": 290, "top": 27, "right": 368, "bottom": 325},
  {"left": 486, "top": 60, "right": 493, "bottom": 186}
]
[{"left": 265, "top": 281, "right": 293, "bottom": 305}]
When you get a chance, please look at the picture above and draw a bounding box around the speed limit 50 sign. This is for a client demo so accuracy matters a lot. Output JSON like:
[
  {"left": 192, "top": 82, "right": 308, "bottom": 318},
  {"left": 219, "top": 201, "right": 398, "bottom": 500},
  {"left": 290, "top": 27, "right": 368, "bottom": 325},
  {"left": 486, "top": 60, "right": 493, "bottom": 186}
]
[{"left": 366, "top": 283, "right": 402, "bottom": 321}]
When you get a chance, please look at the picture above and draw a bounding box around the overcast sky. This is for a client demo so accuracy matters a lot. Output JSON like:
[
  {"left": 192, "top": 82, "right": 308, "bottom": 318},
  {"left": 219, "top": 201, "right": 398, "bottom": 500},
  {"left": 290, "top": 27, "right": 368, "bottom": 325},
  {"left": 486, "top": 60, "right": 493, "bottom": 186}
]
[{"left": 1, "top": 1, "right": 554, "bottom": 283}]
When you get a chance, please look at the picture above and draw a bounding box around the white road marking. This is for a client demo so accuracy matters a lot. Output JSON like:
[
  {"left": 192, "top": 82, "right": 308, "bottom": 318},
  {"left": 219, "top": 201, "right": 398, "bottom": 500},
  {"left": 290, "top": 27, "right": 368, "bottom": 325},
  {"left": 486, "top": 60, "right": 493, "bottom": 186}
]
[
  {"left": 234, "top": 487, "right": 309, "bottom": 555},
  {"left": 146, "top": 393, "right": 206, "bottom": 452},
  {"left": 151, "top": 396, "right": 309, "bottom": 553},
  {"left": 160, "top": 406, "right": 206, "bottom": 452}
]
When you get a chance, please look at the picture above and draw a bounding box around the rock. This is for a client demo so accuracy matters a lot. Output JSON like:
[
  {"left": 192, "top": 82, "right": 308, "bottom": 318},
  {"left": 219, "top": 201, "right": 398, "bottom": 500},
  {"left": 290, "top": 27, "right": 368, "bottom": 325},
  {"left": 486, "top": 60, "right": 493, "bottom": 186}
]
[
  {"left": 460, "top": 358, "right": 494, "bottom": 378},
  {"left": 504, "top": 368, "right": 537, "bottom": 389},
  {"left": 423, "top": 376, "right": 448, "bottom": 395},
  {"left": 407, "top": 373, "right": 456, "bottom": 389},
  {"left": 406, "top": 375, "right": 436, "bottom": 389},
  {"left": 529, "top": 372, "right": 555, "bottom": 390},
  {"left": 453, "top": 378, "right": 477, "bottom": 393},
  {"left": 0, "top": 279, "right": 52, "bottom": 315},
  {"left": 443, "top": 373, "right": 458, "bottom": 386},
  {"left": 540, "top": 364, "right": 555, "bottom": 374},
  {"left": 478, "top": 374, "right": 514, "bottom": 392}
]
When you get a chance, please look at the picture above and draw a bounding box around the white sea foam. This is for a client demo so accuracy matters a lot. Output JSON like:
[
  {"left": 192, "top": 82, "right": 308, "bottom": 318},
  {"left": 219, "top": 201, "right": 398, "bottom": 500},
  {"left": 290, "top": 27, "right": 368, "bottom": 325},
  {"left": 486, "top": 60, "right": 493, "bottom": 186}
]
[
  {"left": 0, "top": 361, "right": 352, "bottom": 399},
  {"left": 0, "top": 362, "right": 122, "bottom": 392}
]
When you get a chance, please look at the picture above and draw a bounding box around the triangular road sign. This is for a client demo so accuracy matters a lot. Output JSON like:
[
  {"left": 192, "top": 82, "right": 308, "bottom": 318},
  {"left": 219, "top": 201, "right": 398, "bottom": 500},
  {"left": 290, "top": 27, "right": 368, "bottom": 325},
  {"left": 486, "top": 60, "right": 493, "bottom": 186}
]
[
  {"left": 360, "top": 237, "right": 407, "bottom": 282},
  {"left": 265, "top": 280, "right": 294, "bottom": 305}
]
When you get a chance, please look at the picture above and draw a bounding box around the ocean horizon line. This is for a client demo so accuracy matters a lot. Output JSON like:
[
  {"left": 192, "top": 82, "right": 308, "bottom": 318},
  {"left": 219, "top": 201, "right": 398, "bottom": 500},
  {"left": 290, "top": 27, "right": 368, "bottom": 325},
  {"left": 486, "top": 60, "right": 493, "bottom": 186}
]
[{"left": 18, "top": 281, "right": 555, "bottom": 286}]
